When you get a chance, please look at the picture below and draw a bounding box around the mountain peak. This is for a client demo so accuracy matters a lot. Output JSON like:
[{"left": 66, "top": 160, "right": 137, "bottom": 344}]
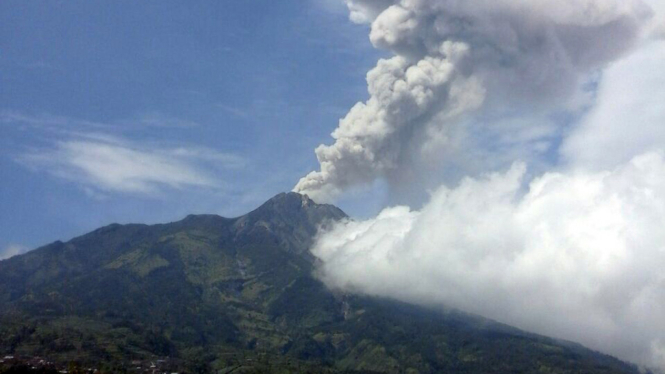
[
  {"left": 233, "top": 192, "right": 347, "bottom": 257},
  {"left": 267, "top": 191, "right": 312, "bottom": 204},
  {"left": 256, "top": 192, "right": 315, "bottom": 212},
  {"left": 0, "top": 191, "right": 643, "bottom": 374},
  {"left": 248, "top": 192, "right": 345, "bottom": 220},
  {"left": 262, "top": 192, "right": 309, "bottom": 210}
]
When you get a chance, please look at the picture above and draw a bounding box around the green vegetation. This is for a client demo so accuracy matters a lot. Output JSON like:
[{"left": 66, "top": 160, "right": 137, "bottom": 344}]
[{"left": 0, "top": 193, "right": 646, "bottom": 373}]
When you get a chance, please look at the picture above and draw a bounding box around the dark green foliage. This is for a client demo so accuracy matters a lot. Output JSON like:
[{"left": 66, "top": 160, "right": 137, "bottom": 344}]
[
  {"left": 0, "top": 193, "right": 645, "bottom": 373},
  {"left": 0, "top": 365, "right": 58, "bottom": 374}
]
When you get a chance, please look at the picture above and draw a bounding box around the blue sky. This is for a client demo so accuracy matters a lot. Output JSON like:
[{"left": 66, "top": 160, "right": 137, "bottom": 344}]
[{"left": 0, "top": 0, "right": 385, "bottom": 255}]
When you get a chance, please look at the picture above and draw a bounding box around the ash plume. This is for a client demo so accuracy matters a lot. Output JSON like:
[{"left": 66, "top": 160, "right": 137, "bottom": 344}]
[
  {"left": 295, "top": 0, "right": 651, "bottom": 202},
  {"left": 297, "top": 0, "right": 665, "bottom": 369}
]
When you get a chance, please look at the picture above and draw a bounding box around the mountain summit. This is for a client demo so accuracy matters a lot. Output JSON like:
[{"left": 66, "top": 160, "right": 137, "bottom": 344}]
[
  {"left": 232, "top": 192, "right": 346, "bottom": 257},
  {"left": 0, "top": 193, "right": 643, "bottom": 373}
]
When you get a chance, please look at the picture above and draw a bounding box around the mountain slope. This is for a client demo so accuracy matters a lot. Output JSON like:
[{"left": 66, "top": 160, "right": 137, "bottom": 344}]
[{"left": 0, "top": 193, "right": 643, "bottom": 373}]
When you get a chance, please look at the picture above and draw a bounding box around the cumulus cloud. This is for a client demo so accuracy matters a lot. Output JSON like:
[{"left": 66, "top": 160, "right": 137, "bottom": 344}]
[
  {"left": 0, "top": 244, "right": 28, "bottom": 261},
  {"left": 295, "top": 0, "right": 652, "bottom": 202},
  {"left": 19, "top": 134, "right": 243, "bottom": 195},
  {"left": 314, "top": 152, "right": 665, "bottom": 368}
]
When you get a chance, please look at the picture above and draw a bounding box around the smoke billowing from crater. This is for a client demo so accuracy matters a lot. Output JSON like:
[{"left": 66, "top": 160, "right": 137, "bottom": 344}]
[
  {"left": 297, "top": 0, "right": 665, "bottom": 369},
  {"left": 295, "top": 0, "right": 651, "bottom": 202}
]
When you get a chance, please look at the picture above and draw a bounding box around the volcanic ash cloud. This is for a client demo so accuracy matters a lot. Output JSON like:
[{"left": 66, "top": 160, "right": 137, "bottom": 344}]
[
  {"left": 297, "top": 0, "right": 665, "bottom": 369},
  {"left": 295, "top": 0, "right": 651, "bottom": 202}
]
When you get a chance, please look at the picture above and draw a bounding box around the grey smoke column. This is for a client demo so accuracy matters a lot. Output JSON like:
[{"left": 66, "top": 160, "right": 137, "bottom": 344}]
[{"left": 294, "top": 0, "right": 650, "bottom": 202}]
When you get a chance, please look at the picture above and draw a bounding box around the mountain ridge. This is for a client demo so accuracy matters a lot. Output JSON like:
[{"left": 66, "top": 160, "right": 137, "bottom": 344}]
[{"left": 0, "top": 192, "right": 647, "bottom": 374}]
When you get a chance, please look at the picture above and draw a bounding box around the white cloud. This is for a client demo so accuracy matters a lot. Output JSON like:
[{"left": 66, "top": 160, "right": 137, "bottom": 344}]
[
  {"left": 0, "top": 244, "right": 28, "bottom": 260},
  {"left": 20, "top": 135, "right": 243, "bottom": 195},
  {"left": 644, "top": 0, "right": 665, "bottom": 37},
  {"left": 314, "top": 152, "right": 665, "bottom": 368}
]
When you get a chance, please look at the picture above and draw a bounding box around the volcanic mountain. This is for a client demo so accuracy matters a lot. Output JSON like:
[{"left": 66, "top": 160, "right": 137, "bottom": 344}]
[{"left": 0, "top": 193, "right": 643, "bottom": 373}]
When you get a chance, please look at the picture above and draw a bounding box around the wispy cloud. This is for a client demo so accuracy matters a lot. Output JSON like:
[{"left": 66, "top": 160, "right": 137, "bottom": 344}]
[
  {"left": 216, "top": 103, "right": 250, "bottom": 120},
  {"left": 19, "top": 134, "right": 244, "bottom": 196},
  {"left": 1, "top": 110, "right": 203, "bottom": 130},
  {"left": 0, "top": 110, "right": 107, "bottom": 130},
  {"left": 2, "top": 110, "right": 246, "bottom": 196},
  {"left": 0, "top": 244, "right": 28, "bottom": 261},
  {"left": 128, "top": 112, "right": 202, "bottom": 129}
]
